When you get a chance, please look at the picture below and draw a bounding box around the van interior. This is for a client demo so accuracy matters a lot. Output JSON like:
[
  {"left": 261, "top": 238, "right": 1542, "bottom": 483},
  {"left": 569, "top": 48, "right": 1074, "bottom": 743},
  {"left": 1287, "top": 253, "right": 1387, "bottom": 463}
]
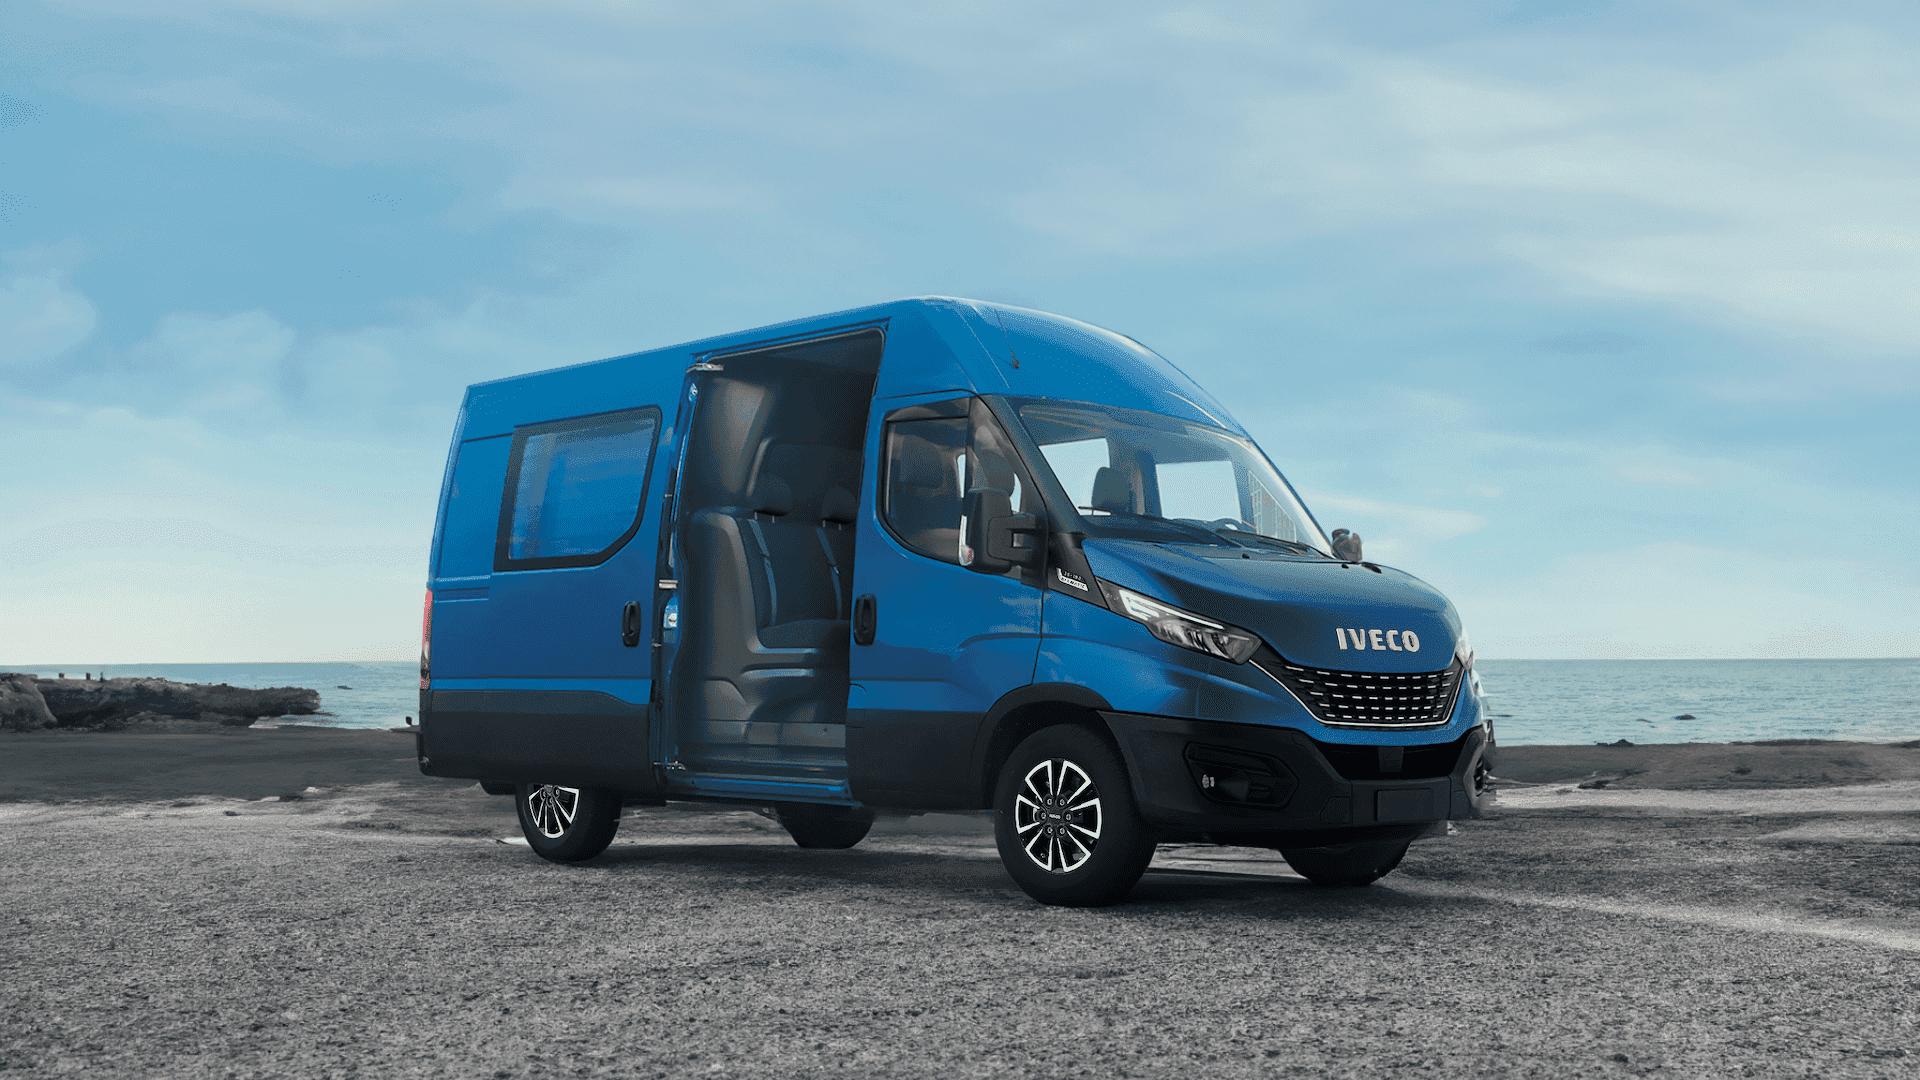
[{"left": 668, "top": 329, "right": 884, "bottom": 779}]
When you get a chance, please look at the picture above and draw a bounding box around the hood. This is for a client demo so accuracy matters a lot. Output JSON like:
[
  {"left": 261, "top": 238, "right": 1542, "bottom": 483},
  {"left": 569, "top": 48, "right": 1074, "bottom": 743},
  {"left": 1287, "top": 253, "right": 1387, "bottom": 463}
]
[{"left": 1080, "top": 540, "right": 1461, "bottom": 672}]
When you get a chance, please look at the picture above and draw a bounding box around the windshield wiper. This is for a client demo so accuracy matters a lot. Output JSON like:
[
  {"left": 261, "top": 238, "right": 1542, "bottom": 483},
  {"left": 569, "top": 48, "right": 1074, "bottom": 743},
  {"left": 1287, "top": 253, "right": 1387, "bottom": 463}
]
[
  {"left": 1078, "top": 510, "right": 1236, "bottom": 546},
  {"left": 1218, "top": 531, "right": 1330, "bottom": 557}
]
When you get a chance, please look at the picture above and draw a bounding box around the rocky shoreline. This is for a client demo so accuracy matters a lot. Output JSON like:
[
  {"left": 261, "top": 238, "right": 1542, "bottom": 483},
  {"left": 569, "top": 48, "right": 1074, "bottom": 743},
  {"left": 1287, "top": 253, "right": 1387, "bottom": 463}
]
[{"left": 0, "top": 673, "right": 320, "bottom": 732}]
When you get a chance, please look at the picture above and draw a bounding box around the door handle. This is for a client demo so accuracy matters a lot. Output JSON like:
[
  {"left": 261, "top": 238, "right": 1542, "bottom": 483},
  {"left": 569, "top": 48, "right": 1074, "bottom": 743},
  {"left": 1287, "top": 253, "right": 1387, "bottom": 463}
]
[
  {"left": 621, "top": 601, "right": 643, "bottom": 647},
  {"left": 852, "top": 594, "right": 877, "bottom": 646}
]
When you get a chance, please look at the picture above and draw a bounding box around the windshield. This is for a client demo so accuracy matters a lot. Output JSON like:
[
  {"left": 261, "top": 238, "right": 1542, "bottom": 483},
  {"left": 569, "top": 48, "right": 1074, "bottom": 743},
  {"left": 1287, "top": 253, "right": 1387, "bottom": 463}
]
[{"left": 1011, "top": 398, "right": 1332, "bottom": 556}]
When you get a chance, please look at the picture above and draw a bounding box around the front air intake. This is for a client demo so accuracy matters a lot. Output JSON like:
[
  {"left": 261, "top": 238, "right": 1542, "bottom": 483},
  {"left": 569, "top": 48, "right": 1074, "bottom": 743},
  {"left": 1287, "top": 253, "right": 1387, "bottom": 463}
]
[{"left": 1253, "top": 648, "right": 1464, "bottom": 730}]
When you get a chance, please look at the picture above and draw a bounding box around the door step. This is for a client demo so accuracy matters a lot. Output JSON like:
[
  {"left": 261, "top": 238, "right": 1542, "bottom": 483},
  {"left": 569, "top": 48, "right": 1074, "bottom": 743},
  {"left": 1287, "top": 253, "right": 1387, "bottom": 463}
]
[{"left": 664, "top": 772, "right": 858, "bottom": 805}]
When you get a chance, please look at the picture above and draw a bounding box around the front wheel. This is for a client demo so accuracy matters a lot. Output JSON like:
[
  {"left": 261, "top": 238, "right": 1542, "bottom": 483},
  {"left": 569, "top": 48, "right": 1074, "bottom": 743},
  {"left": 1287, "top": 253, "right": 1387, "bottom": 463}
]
[
  {"left": 993, "top": 725, "right": 1155, "bottom": 907},
  {"left": 515, "top": 783, "right": 621, "bottom": 863},
  {"left": 1279, "top": 838, "right": 1410, "bottom": 886}
]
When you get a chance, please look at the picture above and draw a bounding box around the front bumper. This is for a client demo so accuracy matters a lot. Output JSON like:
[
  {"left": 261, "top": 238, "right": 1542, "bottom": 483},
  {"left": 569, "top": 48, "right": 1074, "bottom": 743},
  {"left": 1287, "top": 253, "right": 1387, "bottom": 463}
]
[{"left": 1102, "top": 711, "right": 1490, "bottom": 847}]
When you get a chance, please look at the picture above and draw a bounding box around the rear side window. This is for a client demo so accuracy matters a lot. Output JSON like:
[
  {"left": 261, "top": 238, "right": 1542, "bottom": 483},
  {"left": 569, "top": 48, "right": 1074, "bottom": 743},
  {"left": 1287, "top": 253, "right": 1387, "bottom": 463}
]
[
  {"left": 437, "top": 435, "right": 512, "bottom": 580},
  {"left": 495, "top": 407, "right": 661, "bottom": 571}
]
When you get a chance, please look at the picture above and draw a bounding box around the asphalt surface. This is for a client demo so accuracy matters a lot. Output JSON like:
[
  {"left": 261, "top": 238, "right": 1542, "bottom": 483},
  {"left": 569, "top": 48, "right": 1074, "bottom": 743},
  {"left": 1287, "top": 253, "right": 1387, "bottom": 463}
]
[{"left": 5, "top": 772, "right": 1917, "bottom": 1078}]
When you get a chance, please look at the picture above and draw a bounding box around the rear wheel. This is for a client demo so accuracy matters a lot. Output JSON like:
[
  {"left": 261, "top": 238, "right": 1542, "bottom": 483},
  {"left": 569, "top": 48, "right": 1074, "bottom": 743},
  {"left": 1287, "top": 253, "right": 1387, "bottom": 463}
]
[
  {"left": 774, "top": 803, "right": 875, "bottom": 849},
  {"left": 515, "top": 783, "right": 621, "bottom": 863},
  {"left": 1279, "top": 838, "right": 1410, "bottom": 886},
  {"left": 993, "top": 725, "right": 1154, "bottom": 907}
]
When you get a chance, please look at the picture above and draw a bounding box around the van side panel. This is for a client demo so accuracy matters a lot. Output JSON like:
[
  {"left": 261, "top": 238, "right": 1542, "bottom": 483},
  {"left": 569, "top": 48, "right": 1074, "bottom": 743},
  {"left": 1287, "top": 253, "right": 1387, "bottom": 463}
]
[
  {"left": 421, "top": 348, "right": 685, "bottom": 794},
  {"left": 426, "top": 396, "right": 472, "bottom": 581},
  {"left": 867, "top": 302, "right": 998, "bottom": 400},
  {"left": 1034, "top": 592, "right": 1207, "bottom": 718}
]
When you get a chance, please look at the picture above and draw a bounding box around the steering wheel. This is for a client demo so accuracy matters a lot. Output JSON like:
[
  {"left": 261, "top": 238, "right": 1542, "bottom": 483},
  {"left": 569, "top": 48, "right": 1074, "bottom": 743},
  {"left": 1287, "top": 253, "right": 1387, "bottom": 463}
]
[{"left": 1208, "top": 517, "right": 1255, "bottom": 533}]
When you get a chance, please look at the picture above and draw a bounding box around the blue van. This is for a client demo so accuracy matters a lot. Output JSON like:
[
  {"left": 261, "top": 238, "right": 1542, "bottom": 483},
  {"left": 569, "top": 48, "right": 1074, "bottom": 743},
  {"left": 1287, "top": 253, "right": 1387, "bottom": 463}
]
[{"left": 418, "top": 298, "right": 1491, "bottom": 906}]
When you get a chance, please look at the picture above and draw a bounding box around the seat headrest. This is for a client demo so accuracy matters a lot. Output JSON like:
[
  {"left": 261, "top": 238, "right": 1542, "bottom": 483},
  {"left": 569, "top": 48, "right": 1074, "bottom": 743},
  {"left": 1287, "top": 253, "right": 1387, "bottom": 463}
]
[
  {"left": 895, "top": 440, "right": 951, "bottom": 491},
  {"left": 821, "top": 486, "right": 858, "bottom": 525},
  {"left": 973, "top": 449, "right": 1017, "bottom": 494},
  {"left": 751, "top": 473, "right": 792, "bottom": 517},
  {"left": 1090, "top": 466, "right": 1135, "bottom": 515}
]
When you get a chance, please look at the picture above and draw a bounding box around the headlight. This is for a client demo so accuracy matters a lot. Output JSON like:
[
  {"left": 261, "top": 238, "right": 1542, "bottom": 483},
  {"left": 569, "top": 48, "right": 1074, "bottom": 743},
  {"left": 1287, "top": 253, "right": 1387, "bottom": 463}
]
[
  {"left": 1097, "top": 581, "right": 1261, "bottom": 664},
  {"left": 1455, "top": 629, "right": 1482, "bottom": 699}
]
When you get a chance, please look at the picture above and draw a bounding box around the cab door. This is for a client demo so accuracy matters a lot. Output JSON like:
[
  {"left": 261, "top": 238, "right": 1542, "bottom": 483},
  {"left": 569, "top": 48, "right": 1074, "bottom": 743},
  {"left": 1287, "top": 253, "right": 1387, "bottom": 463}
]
[{"left": 847, "top": 395, "right": 1045, "bottom": 808}]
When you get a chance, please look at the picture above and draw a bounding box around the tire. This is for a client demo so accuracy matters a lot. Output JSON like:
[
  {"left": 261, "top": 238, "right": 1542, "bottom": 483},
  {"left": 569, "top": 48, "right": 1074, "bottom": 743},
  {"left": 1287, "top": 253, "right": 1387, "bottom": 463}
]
[
  {"left": 515, "top": 783, "right": 621, "bottom": 863},
  {"left": 774, "top": 803, "right": 875, "bottom": 849},
  {"left": 1279, "top": 838, "right": 1410, "bottom": 887},
  {"left": 993, "top": 724, "right": 1155, "bottom": 907}
]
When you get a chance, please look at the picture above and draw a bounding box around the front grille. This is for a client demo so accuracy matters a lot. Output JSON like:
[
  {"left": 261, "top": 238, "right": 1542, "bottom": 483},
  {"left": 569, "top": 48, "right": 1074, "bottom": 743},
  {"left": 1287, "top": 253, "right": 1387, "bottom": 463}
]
[{"left": 1254, "top": 649, "right": 1463, "bottom": 729}]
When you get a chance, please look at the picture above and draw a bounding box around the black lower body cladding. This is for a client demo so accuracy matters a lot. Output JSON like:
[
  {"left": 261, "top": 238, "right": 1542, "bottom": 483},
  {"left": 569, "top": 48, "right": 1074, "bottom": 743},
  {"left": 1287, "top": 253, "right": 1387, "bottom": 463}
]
[
  {"left": 1100, "top": 712, "right": 1490, "bottom": 844},
  {"left": 418, "top": 689, "right": 663, "bottom": 800}
]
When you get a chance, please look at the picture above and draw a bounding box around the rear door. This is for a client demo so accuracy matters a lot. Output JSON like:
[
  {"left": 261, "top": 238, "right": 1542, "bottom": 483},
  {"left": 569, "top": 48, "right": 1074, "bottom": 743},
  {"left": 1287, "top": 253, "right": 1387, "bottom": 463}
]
[{"left": 846, "top": 395, "right": 1045, "bottom": 807}]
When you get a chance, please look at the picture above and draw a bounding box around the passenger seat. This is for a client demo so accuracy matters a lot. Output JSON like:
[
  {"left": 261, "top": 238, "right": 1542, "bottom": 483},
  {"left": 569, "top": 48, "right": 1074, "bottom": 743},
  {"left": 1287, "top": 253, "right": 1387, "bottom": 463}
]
[{"left": 739, "top": 472, "right": 846, "bottom": 649}]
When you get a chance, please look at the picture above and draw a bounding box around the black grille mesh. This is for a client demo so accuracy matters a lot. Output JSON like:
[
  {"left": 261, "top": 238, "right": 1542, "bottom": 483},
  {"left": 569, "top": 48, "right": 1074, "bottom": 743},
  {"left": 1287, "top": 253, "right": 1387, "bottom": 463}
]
[{"left": 1255, "top": 650, "right": 1463, "bottom": 729}]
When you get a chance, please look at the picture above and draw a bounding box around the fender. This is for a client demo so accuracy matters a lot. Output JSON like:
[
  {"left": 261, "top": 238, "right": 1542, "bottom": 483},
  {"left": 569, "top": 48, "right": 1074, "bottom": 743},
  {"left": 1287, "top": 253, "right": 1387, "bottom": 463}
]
[{"left": 967, "top": 682, "right": 1115, "bottom": 807}]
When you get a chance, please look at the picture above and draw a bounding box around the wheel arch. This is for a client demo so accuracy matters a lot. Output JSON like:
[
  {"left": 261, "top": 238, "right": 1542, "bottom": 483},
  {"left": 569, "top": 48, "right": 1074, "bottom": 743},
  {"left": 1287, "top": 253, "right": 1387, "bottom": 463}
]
[{"left": 969, "top": 683, "right": 1117, "bottom": 808}]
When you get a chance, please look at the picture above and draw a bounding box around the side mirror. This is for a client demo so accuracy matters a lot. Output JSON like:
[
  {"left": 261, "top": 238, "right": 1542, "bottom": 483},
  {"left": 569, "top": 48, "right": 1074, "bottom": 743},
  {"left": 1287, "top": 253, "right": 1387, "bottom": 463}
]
[
  {"left": 1330, "top": 528, "right": 1363, "bottom": 562},
  {"left": 964, "top": 488, "right": 1040, "bottom": 572}
]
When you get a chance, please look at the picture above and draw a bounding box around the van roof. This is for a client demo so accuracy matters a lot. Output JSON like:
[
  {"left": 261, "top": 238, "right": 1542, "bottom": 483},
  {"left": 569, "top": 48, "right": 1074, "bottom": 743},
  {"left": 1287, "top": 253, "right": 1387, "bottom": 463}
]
[{"left": 454, "top": 296, "right": 1242, "bottom": 441}]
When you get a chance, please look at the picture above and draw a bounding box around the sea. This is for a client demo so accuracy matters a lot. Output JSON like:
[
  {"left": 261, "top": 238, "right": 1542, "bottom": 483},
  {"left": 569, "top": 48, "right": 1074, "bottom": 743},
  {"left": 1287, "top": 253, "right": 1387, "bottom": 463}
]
[
  {"left": 3, "top": 662, "right": 423, "bottom": 732},
  {"left": 4, "top": 658, "right": 1916, "bottom": 746}
]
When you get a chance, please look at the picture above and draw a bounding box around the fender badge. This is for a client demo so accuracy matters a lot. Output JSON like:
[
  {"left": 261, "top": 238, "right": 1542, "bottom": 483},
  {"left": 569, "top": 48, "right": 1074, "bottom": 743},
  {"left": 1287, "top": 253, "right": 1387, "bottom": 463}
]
[{"left": 1054, "top": 567, "right": 1091, "bottom": 592}]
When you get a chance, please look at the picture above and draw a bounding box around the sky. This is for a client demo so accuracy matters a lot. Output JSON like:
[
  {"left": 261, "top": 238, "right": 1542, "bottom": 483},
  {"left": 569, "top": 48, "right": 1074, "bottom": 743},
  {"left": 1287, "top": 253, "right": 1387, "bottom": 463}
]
[{"left": 2, "top": 0, "right": 1916, "bottom": 663}]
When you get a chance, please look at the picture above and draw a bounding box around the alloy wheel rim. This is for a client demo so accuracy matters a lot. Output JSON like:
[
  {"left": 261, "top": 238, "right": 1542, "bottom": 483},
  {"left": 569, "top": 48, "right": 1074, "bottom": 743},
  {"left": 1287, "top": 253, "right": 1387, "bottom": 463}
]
[
  {"left": 1014, "top": 758, "right": 1102, "bottom": 874},
  {"left": 529, "top": 784, "right": 580, "bottom": 839}
]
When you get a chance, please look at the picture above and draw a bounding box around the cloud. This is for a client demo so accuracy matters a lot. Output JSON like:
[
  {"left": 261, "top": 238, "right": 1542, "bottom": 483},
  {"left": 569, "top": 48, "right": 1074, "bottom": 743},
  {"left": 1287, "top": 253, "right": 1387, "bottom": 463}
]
[
  {"left": 0, "top": 270, "right": 98, "bottom": 366},
  {"left": 127, "top": 309, "right": 294, "bottom": 416},
  {"left": 1380, "top": 29, "right": 1920, "bottom": 359},
  {"left": 1610, "top": 456, "right": 1703, "bottom": 487},
  {"left": 1294, "top": 486, "right": 1488, "bottom": 564}
]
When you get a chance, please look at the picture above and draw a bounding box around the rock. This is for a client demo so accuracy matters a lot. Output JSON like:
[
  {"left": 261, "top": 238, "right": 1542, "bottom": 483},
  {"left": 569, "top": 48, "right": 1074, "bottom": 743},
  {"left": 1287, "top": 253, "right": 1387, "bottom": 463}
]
[
  {"left": 1674, "top": 713, "right": 1696, "bottom": 720},
  {"left": 1, "top": 673, "right": 59, "bottom": 731},
  {"left": 31, "top": 677, "right": 320, "bottom": 729}
]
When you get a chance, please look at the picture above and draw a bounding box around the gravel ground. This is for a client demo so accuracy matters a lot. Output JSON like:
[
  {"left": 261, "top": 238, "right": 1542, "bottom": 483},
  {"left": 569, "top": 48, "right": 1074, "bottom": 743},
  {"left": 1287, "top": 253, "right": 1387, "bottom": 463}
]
[{"left": 5, "top": 769, "right": 1918, "bottom": 1079}]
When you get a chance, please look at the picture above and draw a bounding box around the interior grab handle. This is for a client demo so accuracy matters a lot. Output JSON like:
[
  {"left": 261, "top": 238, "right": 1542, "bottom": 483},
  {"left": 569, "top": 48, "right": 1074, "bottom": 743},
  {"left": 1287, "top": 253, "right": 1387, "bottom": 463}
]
[{"left": 852, "top": 594, "right": 877, "bottom": 646}]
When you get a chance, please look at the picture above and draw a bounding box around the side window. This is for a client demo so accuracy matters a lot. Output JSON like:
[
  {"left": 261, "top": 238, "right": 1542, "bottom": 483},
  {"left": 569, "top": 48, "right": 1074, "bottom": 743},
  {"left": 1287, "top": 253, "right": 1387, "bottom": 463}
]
[
  {"left": 438, "top": 434, "right": 512, "bottom": 579},
  {"left": 495, "top": 407, "right": 661, "bottom": 571},
  {"left": 883, "top": 416, "right": 968, "bottom": 564},
  {"left": 882, "top": 400, "right": 1038, "bottom": 569}
]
